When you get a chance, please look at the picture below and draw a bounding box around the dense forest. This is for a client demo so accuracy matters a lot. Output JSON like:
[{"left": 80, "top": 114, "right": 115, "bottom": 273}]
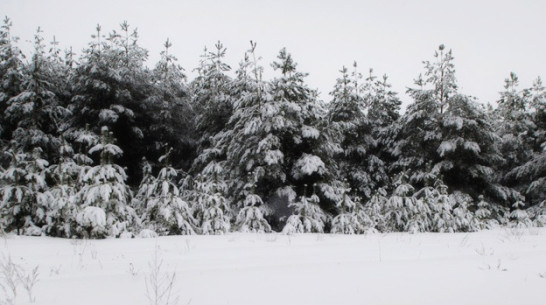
[{"left": 0, "top": 18, "right": 544, "bottom": 238}]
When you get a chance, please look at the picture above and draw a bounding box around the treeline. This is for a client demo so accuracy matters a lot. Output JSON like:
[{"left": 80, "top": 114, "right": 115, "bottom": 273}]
[{"left": 0, "top": 18, "right": 544, "bottom": 238}]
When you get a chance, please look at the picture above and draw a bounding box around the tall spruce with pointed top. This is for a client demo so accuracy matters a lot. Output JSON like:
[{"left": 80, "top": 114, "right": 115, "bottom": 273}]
[
  {"left": 328, "top": 64, "right": 388, "bottom": 201},
  {"left": 0, "top": 17, "right": 25, "bottom": 147},
  {"left": 391, "top": 44, "right": 502, "bottom": 202},
  {"left": 70, "top": 22, "right": 153, "bottom": 184},
  {"left": 503, "top": 77, "right": 546, "bottom": 207},
  {"left": 191, "top": 41, "right": 233, "bottom": 154},
  {"left": 6, "top": 27, "right": 68, "bottom": 162},
  {"left": 77, "top": 127, "right": 135, "bottom": 238},
  {"left": 148, "top": 39, "right": 193, "bottom": 169}
]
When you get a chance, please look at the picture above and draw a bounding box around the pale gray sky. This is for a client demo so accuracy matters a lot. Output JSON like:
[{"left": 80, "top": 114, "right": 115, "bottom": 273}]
[{"left": 2, "top": 0, "right": 545, "bottom": 107}]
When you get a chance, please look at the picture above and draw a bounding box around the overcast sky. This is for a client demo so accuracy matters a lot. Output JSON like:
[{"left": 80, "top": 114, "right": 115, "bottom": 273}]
[{"left": 2, "top": 0, "right": 545, "bottom": 107}]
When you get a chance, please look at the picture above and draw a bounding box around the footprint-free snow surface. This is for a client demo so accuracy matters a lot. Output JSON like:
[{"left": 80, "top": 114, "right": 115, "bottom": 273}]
[{"left": 2, "top": 229, "right": 546, "bottom": 305}]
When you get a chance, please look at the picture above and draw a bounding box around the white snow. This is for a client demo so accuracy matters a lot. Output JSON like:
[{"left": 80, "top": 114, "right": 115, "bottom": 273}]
[{"left": 1, "top": 229, "right": 546, "bottom": 305}]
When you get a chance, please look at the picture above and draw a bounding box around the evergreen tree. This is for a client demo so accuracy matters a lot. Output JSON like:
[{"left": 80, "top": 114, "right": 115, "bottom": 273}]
[
  {"left": 70, "top": 23, "right": 153, "bottom": 185},
  {"left": 235, "top": 172, "right": 272, "bottom": 232},
  {"left": 331, "top": 182, "right": 363, "bottom": 234},
  {"left": 0, "top": 17, "right": 24, "bottom": 147},
  {"left": 77, "top": 127, "right": 135, "bottom": 238},
  {"left": 141, "top": 148, "right": 196, "bottom": 235},
  {"left": 328, "top": 64, "right": 385, "bottom": 201},
  {"left": 191, "top": 41, "right": 233, "bottom": 153},
  {"left": 6, "top": 28, "right": 68, "bottom": 162},
  {"left": 391, "top": 45, "right": 502, "bottom": 203},
  {"left": 0, "top": 146, "right": 49, "bottom": 235},
  {"left": 148, "top": 39, "right": 193, "bottom": 169},
  {"left": 282, "top": 184, "right": 329, "bottom": 234},
  {"left": 504, "top": 77, "right": 546, "bottom": 206},
  {"left": 44, "top": 138, "right": 81, "bottom": 237},
  {"left": 193, "top": 165, "right": 232, "bottom": 234}
]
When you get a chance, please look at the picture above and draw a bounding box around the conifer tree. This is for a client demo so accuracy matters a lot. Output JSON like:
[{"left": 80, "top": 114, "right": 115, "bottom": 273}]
[
  {"left": 328, "top": 64, "right": 385, "bottom": 201},
  {"left": 282, "top": 184, "right": 329, "bottom": 234},
  {"left": 235, "top": 172, "right": 272, "bottom": 232},
  {"left": 44, "top": 138, "right": 81, "bottom": 237},
  {"left": 0, "top": 17, "right": 24, "bottom": 147},
  {"left": 141, "top": 148, "right": 196, "bottom": 235},
  {"left": 331, "top": 182, "right": 363, "bottom": 234},
  {"left": 191, "top": 41, "right": 233, "bottom": 153},
  {"left": 77, "top": 127, "right": 135, "bottom": 238}
]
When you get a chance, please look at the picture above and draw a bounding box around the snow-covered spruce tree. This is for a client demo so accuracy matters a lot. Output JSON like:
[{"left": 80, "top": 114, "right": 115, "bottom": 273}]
[
  {"left": 328, "top": 64, "right": 386, "bottom": 201},
  {"left": 77, "top": 127, "right": 136, "bottom": 238},
  {"left": 70, "top": 23, "right": 154, "bottom": 185},
  {"left": 0, "top": 146, "right": 49, "bottom": 235},
  {"left": 331, "top": 182, "right": 363, "bottom": 234},
  {"left": 282, "top": 184, "right": 330, "bottom": 234},
  {"left": 0, "top": 17, "right": 25, "bottom": 147},
  {"left": 268, "top": 48, "right": 341, "bottom": 222},
  {"left": 133, "top": 157, "right": 154, "bottom": 215},
  {"left": 235, "top": 172, "right": 272, "bottom": 233},
  {"left": 504, "top": 77, "right": 546, "bottom": 207},
  {"left": 5, "top": 28, "right": 69, "bottom": 163},
  {"left": 147, "top": 39, "right": 193, "bottom": 169},
  {"left": 141, "top": 148, "right": 196, "bottom": 235},
  {"left": 431, "top": 178, "right": 456, "bottom": 233},
  {"left": 391, "top": 44, "right": 502, "bottom": 203},
  {"left": 475, "top": 195, "right": 499, "bottom": 229},
  {"left": 450, "top": 191, "right": 478, "bottom": 232},
  {"left": 192, "top": 163, "right": 231, "bottom": 234},
  {"left": 509, "top": 196, "right": 532, "bottom": 229},
  {"left": 383, "top": 171, "right": 421, "bottom": 232},
  {"left": 191, "top": 41, "right": 233, "bottom": 154},
  {"left": 44, "top": 138, "right": 81, "bottom": 237},
  {"left": 361, "top": 187, "right": 388, "bottom": 232}
]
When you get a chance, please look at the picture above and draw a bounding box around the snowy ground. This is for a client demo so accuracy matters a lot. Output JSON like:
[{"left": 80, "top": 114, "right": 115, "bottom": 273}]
[{"left": 1, "top": 229, "right": 546, "bottom": 305}]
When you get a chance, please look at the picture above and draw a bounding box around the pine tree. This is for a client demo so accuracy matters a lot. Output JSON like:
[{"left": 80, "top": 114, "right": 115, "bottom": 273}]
[
  {"left": 328, "top": 64, "right": 386, "bottom": 201},
  {"left": 191, "top": 41, "right": 233, "bottom": 153},
  {"left": 77, "top": 127, "right": 135, "bottom": 238},
  {"left": 148, "top": 39, "right": 193, "bottom": 169},
  {"left": 44, "top": 138, "right": 81, "bottom": 237},
  {"left": 235, "top": 172, "right": 272, "bottom": 232},
  {"left": 504, "top": 77, "right": 546, "bottom": 206},
  {"left": 70, "top": 23, "right": 153, "bottom": 185},
  {"left": 331, "top": 182, "right": 363, "bottom": 234},
  {"left": 509, "top": 197, "right": 532, "bottom": 229},
  {"left": 192, "top": 162, "right": 231, "bottom": 235},
  {"left": 5, "top": 28, "right": 68, "bottom": 162},
  {"left": 141, "top": 148, "right": 196, "bottom": 235},
  {"left": 282, "top": 184, "right": 329, "bottom": 234},
  {"left": 391, "top": 45, "right": 502, "bottom": 203},
  {"left": 0, "top": 17, "right": 24, "bottom": 147},
  {"left": 384, "top": 171, "right": 420, "bottom": 232},
  {"left": 0, "top": 146, "right": 49, "bottom": 235}
]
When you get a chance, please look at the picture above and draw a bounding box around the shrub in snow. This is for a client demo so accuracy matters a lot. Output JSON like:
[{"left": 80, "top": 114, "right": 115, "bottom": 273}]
[
  {"left": 76, "top": 127, "right": 136, "bottom": 238},
  {"left": 282, "top": 186, "right": 329, "bottom": 234},
  {"left": 192, "top": 165, "right": 231, "bottom": 234},
  {"left": 331, "top": 185, "right": 363, "bottom": 234},
  {"left": 509, "top": 198, "right": 532, "bottom": 229},
  {"left": 77, "top": 206, "right": 107, "bottom": 237},
  {"left": 0, "top": 147, "right": 49, "bottom": 235},
  {"left": 431, "top": 180, "right": 456, "bottom": 233},
  {"left": 450, "top": 191, "right": 478, "bottom": 232},
  {"left": 137, "top": 229, "right": 159, "bottom": 239},
  {"left": 361, "top": 188, "right": 388, "bottom": 233},
  {"left": 475, "top": 195, "right": 499, "bottom": 229},
  {"left": 44, "top": 140, "right": 81, "bottom": 237},
  {"left": 384, "top": 173, "right": 419, "bottom": 232},
  {"left": 235, "top": 178, "right": 271, "bottom": 233},
  {"left": 141, "top": 148, "right": 196, "bottom": 236}
]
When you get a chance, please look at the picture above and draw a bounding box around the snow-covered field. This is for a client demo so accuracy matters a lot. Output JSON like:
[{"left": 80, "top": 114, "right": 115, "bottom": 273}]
[{"left": 2, "top": 229, "right": 546, "bottom": 305}]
